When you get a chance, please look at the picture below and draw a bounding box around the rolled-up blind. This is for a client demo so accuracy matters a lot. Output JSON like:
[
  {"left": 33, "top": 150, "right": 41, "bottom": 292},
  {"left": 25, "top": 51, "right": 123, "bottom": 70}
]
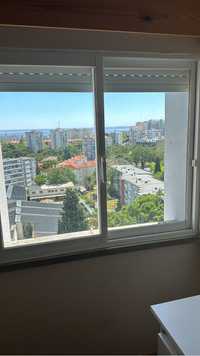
[
  {"left": 0, "top": 65, "right": 93, "bottom": 92},
  {"left": 0, "top": 58, "right": 191, "bottom": 92},
  {"left": 104, "top": 68, "right": 189, "bottom": 92}
]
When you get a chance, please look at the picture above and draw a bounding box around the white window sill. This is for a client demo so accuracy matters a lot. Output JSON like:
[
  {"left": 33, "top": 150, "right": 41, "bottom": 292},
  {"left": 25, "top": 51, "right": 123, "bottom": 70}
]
[{"left": 0, "top": 227, "right": 198, "bottom": 268}]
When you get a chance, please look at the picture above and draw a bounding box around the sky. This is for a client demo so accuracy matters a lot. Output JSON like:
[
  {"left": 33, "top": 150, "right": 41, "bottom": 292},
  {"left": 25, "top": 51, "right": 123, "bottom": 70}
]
[{"left": 0, "top": 92, "right": 165, "bottom": 130}]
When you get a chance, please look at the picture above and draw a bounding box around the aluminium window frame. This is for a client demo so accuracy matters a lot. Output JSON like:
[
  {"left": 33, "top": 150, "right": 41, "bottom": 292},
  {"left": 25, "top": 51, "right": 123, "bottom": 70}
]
[
  {"left": 0, "top": 48, "right": 198, "bottom": 266},
  {"left": 103, "top": 56, "right": 197, "bottom": 240}
]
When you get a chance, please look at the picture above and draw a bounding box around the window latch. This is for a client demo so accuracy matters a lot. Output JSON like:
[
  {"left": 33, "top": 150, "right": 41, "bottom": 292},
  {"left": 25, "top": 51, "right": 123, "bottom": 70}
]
[{"left": 192, "top": 159, "right": 198, "bottom": 168}]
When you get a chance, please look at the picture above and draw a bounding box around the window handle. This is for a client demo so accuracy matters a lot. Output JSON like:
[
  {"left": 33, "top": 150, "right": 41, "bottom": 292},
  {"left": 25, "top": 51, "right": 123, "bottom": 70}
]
[
  {"left": 192, "top": 159, "right": 199, "bottom": 168},
  {"left": 100, "top": 156, "right": 106, "bottom": 184}
]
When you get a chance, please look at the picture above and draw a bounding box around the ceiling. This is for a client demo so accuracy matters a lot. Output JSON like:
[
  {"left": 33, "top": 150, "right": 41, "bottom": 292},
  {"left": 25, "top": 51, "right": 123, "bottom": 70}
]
[{"left": 1, "top": 0, "right": 200, "bottom": 36}]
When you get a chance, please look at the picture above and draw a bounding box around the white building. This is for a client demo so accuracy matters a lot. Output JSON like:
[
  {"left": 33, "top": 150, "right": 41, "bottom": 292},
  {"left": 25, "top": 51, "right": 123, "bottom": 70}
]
[
  {"left": 58, "top": 155, "right": 96, "bottom": 185},
  {"left": 50, "top": 128, "right": 67, "bottom": 150},
  {"left": 113, "top": 131, "right": 127, "bottom": 145},
  {"left": 112, "top": 165, "right": 164, "bottom": 205},
  {"left": 83, "top": 137, "right": 96, "bottom": 160},
  {"left": 105, "top": 135, "right": 113, "bottom": 147},
  {"left": 26, "top": 130, "right": 43, "bottom": 153},
  {"left": 28, "top": 182, "right": 74, "bottom": 200},
  {"left": 3, "top": 157, "right": 37, "bottom": 188}
]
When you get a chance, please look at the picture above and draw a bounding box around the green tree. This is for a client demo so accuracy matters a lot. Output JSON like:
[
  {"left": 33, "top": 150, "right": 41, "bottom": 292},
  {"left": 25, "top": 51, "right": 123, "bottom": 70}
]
[
  {"left": 154, "top": 157, "right": 161, "bottom": 174},
  {"left": 108, "top": 192, "right": 164, "bottom": 227},
  {"left": 63, "top": 146, "right": 71, "bottom": 160},
  {"left": 35, "top": 174, "right": 47, "bottom": 186},
  {"left": 58, "top": 188, "right": 88, "bottom": 233},
  {"left": 84, "top": 172, "right": 96, "bottom": 190},
  {"left": 127, "top": 192, "right": 164, "bottom": 224},
  {"left": 42, "top": 159, "right": 57, "bottom": 169},
  {"left": 23, "top": 222, "right": 33, "bottom": 239},
  {"left": 107, "top": 167, "right": 119, "bottom": 198},
  {"left": 2, "top": 142, "right": 32, "bottom": 158},
  {"left": 62, "top": 144, "right": 82, "bottom": 160},
  {"left": 121, "top": 132, "right": 129, "bottom": 144},
  {"left": 47, "top": 168, "right": 75, "bottom": 185},
  {"left": 106, "top": 141, "right": 164, "bottom": 169}
]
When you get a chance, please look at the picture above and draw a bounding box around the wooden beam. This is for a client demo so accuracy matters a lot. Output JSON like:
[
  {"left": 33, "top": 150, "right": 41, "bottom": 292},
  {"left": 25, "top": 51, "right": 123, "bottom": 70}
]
[{"left": 1, "top": 0, "right": 200, "bottom": 36}]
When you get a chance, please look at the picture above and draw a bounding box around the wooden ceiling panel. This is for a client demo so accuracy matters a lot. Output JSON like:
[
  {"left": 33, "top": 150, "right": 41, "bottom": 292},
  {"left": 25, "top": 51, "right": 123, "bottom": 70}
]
[{"left": 1, "top": 0, "right": 200, "bottom": 36}]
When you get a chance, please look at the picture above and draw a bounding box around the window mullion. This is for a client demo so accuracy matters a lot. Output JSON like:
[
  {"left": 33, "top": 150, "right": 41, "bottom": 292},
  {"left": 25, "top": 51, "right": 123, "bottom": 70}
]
[
  {"left": 191, "top": 62, "right": 200, "bottom": 233},
  {"left": 93, "top": 56, "right": 108, "bottom": 236}
]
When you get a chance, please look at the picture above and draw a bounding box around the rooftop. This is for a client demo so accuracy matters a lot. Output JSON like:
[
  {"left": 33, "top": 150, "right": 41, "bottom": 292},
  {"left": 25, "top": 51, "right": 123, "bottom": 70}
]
[
  {"left": 58, "top": 155, "right": 96, "bottom": 170},
  {"left": 112, "top": 164, "right": 164, "bottom": 194},
  {"left": 3, "top": 156, "right": 36, "bottom": 162},
  {"left": 8, "top": 200, "right": 63, "bottom": 237},
  {"left": 39, "top": 182, "right": 74, "bottom": 190},
  {"left": 41, "top": 156, "right": 57, "bottom": 162},
  {"left": 112, "top": 164, "right": 152, "bottom": 176},
  {"left": 123, "top": 174, "right": 164, "bottom": 195}
]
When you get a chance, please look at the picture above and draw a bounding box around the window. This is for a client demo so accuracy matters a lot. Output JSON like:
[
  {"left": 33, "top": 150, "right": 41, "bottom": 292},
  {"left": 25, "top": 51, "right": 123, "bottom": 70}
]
[
  {"left": 0, "top": 65, "right": 99, "bottom": 247},
  {"left": 0, "top": 50, "right": 198, "bottom": 264},
  {"left": 103, "top": 57, "right": 193, "bottom": 235}
]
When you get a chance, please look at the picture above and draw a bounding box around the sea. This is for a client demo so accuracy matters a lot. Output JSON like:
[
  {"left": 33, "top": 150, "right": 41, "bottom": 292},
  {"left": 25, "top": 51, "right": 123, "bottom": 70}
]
[{"left": 0, "top": 126, "right": 130, "bottom": 139}]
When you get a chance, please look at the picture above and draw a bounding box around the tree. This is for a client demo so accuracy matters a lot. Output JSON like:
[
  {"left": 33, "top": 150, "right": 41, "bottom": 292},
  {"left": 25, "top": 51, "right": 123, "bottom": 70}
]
[
  {"left": 84, "top": 172, "right": 96, "bottom": 190},
  {"left": 127, "top": 192, "right": 164, "bottom": 224},
  {"left": 107, "top": 167, "right": 119, "bottom": 198},
  {"left": 2, "top": 142, "right": 32, "bottom": 158},
  {"left": 108, "top": 192, "right": 164, "bottom": 227},
  {"left": 42, "top": 159, "right": 57, "bottom": 169},
  {"left": 121, "top": 132, "right": 129, "bottom": 144},
  {"left": 47, "top": 168, "right": 75, "bottom": 185},
  {"left": 35, "top": 174, "right": 47, "bottom": 186},
  {"left": 23, "top": 222, "right": 33, "bottom": 239},
  {"left": 154, "top": 157, "right": 161, "bottom": 174},
  {"left": 58, "top": 188, "right": 88, "bottom": 233},
  {"left": 63, "top": 146, "right": 71, "bottom": 160},
  {"left": 106, "top": 141, "right": 164, "bottom": 169},
  {"left": 62, "top": 144, "right": 82, "bottom": 160}
]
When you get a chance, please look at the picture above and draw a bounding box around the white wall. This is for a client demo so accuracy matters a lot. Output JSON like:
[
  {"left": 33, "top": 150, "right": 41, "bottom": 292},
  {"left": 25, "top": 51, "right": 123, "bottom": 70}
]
[
  {"left": 164, "top": 92, "right": 188, "bottom": 222},
  {"left": 0, "top": 26, "right": 200, "bottom": 55},
  {"left": 0, "top": 26, "right": 199, "bottom": 355}
]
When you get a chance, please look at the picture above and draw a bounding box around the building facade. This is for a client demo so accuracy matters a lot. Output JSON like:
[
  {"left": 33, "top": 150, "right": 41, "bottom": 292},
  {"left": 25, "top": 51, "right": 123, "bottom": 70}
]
[
  {"left": 50, "top": 128, "right": 67, "bottom": 150},
  {"left": 83, "top": 137, "right": 96, "bottom": 160},
  {"left": 26, "top": 130, "right": 43, "bottom": 153},
  {"left": 3, "top": 157, "right": 37, "bottom": 188},
  {"left": 58, "top": 155, "right": 96, "bottom": 186},
  {"left": 28, "top": 182, "right": 74, "bottom": 201},
  {"left": 111, "top": 165, "right": 164, "bottom": 205}
]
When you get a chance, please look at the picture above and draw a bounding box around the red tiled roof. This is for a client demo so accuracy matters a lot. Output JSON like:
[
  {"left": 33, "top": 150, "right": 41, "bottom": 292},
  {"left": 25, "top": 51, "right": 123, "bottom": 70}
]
[{"left": 58, "top": 155, "right": 96, "bottom": 170}]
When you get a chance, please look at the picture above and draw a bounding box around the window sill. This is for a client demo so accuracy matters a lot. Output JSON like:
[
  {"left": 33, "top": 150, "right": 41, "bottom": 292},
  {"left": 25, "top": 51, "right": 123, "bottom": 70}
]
[{"left": 0, "top": 228, "right": 198, "bottom": 270}]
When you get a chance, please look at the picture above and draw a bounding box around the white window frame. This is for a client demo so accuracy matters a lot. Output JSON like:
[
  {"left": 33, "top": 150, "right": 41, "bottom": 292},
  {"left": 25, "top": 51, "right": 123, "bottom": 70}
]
[{"left": 0, "top": 48, "right": 198, "bottom": 266}]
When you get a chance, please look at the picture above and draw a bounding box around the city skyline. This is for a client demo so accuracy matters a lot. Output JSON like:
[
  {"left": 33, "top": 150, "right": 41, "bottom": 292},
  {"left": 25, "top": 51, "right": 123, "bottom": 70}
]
[{"left": 0, "top": 92, "right": 165, "bottom": 130}]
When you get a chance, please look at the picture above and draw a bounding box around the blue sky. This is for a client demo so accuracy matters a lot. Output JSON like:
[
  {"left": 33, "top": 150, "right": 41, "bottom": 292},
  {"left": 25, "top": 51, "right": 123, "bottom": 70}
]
[{"left": 0, "top": 92, "right": 165, "bottom": 130}]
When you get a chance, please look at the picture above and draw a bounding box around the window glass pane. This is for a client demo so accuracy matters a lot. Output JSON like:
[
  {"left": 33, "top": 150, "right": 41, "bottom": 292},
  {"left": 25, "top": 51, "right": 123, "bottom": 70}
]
[
  {"left": 0, "top": 66, "right": 99, "bottom": 247},
  {"left": 104, "top": 60, "right": 190, "bottom": 230}
]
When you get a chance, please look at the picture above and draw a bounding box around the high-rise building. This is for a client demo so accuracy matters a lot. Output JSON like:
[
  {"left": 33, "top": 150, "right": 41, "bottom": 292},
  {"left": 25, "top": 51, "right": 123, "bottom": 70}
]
[
  {"left": 105, "top": 135, "right": 113, "bottom": 147},
  {"left": 129, "top": 127, "right": 136, "bottom": 144},
  {"left": 83, "top": 137, "right": 96, "bottom": 160},
  {"left": 50, "top": 128, "right": 67, "bottom": 150},
  {"left": 3, "top": 157, "right": 37, "bottom": 188},
  {"left": 25, "top": 130, "right": 43, "bottom": 153},
  {"left": 66, "top": 128, "right": 93, "bottom": 141}
]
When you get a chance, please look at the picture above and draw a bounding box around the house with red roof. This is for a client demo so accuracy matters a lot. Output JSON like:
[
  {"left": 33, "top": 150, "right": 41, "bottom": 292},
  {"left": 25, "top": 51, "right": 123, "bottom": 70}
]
[{"left": 57, "top": 155, "right": 96, "bottom": 185}]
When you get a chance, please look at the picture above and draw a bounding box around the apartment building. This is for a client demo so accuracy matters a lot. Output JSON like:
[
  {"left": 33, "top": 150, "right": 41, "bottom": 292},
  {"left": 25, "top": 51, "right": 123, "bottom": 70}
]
[
  {"left": 25, "top": 130, "right": 43, "bottom": 153},
  {"left": 50, "top": 128, "right": 67, "bottom": 150},
  {"left": 3, "top": 157, "right": 37, "bottom": 188},
  {"left": 112, "top": 165, "right": 164, "bottom": 205},
  {"left": 82, "top": 137, "right": 96, "bottom": 160}
]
